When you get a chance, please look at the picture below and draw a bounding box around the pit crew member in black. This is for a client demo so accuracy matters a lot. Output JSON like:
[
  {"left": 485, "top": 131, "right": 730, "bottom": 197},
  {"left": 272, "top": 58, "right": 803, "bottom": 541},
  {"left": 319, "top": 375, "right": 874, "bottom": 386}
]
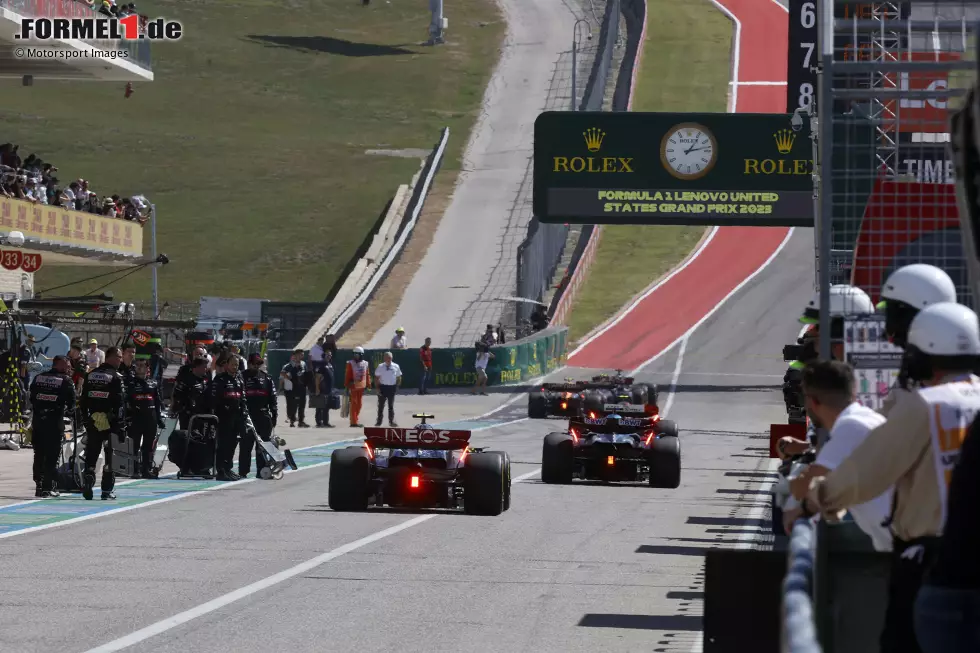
[
  {"left": 80, "top": 346, "right": 124, "bottom": 501},
  {"left": 240, "top": 353, "right": 277, "bottom": 478},
  {"left": 117, "top": 343, "right": 136, "bottom": 389},
  {"left": 172, "top": 358, "right": 210, "bottom": 430},
  {"left": 209, "top": 354, "right": 249, "bottom": 481},
  {"left": 126, "top": 358, "right": 167, "bottom": 478},
  {"left": 29, "top": 355, "right": 76, "bottom": 497}
]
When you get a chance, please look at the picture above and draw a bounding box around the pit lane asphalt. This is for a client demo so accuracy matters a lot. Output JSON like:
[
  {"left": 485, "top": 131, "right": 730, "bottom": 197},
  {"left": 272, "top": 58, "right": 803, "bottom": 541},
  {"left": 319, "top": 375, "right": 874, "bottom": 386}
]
[{"left": 0, "top": 229, "right": 812, "bottom": 653}]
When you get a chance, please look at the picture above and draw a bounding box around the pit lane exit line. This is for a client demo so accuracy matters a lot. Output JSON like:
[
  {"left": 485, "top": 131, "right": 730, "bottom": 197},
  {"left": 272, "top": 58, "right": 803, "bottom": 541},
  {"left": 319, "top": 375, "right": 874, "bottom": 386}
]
[
  {"left": 0, "top": 438, "right": 361, "bottom": 540},
  {"left": 82, "top": 467, "right": 544, "bottom": 653}
]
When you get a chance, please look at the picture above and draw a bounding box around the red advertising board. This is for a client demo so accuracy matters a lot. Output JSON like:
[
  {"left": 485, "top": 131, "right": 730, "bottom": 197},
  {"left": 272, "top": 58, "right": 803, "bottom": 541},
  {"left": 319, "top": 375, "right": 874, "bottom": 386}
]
[
  {"left": 885, "top": 51, "right": 960, "bottom": 133},
  {"left": 0, "top": 250, "right": 43, "bottom": 273}
]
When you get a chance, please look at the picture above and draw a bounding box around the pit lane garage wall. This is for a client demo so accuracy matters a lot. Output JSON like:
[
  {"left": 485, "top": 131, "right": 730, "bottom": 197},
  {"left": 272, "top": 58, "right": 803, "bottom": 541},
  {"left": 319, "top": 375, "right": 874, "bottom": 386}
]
[{"left": 268, "top": 326, "right": 568, "bottom": 390}]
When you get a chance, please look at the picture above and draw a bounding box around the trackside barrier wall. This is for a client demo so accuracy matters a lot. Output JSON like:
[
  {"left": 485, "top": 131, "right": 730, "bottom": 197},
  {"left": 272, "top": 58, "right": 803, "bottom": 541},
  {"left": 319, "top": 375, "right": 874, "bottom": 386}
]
[
  {"left": 515, "top": 0, "right": 622, "bottom": 325},
  {"left": 545, "top": 0, "right": 646, "bottom": 328},
  {"left": 781, "top": 520, "right": 820, "bottom": 653},
  {"left": 296, "top": 127, "right": 449, "bottom": 350},
  {"left": 267, "top": 327, "right": 568, "bottom": 390}
]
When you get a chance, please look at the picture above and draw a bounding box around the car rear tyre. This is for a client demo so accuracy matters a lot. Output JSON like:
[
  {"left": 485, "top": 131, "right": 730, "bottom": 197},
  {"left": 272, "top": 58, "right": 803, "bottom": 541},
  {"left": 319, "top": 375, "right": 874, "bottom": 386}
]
[
  {"left": 630, "top": 386, "right": 648, "bottom": 405},
  {"left": 655, "top": 419, "right": 679, "bottom": 438},
  {"left": 484, "top": 450, "right": 511, "bottom": 511},
  {"left": 649, "top": 436, "right": 681, "bottom": 489},
  {"left": 328, "top": 446, "right": 370, "bottom": 511},
  {"left": 528, "top": 392, "right": 548, "bottom": 419},
  {"left": 464, "top": 452, "right": 507, "bottom": 516},
  {"left": 542, "top": 432, "right": 574, "bottom": 483},
  {"left": 582, "top": 391, "right": 603, "bottom": 415},
  {"left": 639, "top": 382, "right": 659, "bottom": 406}
]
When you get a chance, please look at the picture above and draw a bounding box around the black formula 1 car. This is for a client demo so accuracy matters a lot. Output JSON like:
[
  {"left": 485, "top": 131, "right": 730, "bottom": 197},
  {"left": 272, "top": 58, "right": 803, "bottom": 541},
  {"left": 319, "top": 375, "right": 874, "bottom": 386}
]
[
  {"left": 328, "top": 414, "right": 512, "bottom": 515},
  {"left": 528, "top": 370, "right": 658, "bottom": 419},
  {"left": 541, "top": 403, "right": 680, "bottom": 488}
]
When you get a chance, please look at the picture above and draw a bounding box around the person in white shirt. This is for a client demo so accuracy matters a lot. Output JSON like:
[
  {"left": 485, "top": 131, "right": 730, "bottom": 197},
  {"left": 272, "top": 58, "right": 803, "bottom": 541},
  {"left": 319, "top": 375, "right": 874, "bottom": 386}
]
[
  {"left": 390, "top": 328, "right": 407, "bottom": 350},
  {"left": 84, "top": 339, "right": 105, "bottom": 371},
  {"left": 374, "top": 351, "right": 402, "bottom": 427},
  {"left": 472, "top": 342, "right": 494, "bottom": 395},
  {"left": 783, "top": 360, "right": 893, "bottom": 551},
  {"left": 309, "top": 337, "right": 325, "bottom": 364}
]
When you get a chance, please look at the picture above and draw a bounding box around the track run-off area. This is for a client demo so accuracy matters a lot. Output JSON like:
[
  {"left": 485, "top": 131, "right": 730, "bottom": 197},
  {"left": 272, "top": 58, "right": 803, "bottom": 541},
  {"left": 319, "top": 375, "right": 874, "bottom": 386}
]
[{"left": 0, "top": 1, "right": 816, "bottom": 652}]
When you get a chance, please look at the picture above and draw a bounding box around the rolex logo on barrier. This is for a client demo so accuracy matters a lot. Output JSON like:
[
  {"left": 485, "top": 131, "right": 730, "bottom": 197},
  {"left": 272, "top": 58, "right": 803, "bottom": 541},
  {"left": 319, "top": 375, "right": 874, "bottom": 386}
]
[
  {"left": 509, "top": 349, "right": 516, "bottom": 366},
  {"left": 773, "top": 128, "right": 796, "bottom": 155},
  {"left": 453, "top": 351, "right": 464, "bottom": 370},
  {"left": 583, "top": 127, "right": 605, "bottom": 152}
]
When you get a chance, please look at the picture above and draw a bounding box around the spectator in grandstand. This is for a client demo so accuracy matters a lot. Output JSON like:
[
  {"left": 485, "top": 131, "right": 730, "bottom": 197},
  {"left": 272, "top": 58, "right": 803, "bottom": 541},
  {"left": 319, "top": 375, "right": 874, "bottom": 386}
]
[
  {"left": 419, "top": 337, "right": 432, "bottom": 395},
  {"left": 390, "top": 327, "right": 407, "bottom": 350},
  {"left": 781, "top": 361, "right": 892, "bottom": 551},
  {"left": 59, "top": 181, "right": 80, "bottom": 210}
]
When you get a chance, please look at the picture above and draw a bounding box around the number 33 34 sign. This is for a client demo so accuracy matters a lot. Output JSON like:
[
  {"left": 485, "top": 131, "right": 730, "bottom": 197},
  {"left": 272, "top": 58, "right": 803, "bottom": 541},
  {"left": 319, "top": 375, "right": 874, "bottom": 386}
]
[{"left": 0, "top": 250, "right": 43, "bottom": 273}]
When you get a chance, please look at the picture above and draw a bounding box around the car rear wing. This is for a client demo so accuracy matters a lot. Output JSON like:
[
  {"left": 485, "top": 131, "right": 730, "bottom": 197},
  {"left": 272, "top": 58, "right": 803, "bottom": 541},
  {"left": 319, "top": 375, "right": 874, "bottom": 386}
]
[
  {"left": 540, "top": 382, "right": 586, "bottom": 391},
  {"left": 363, "top": 427, "right": 472, "bottom": 450},
  {"left": 569, "top": 416, "right": 657, "bottom": 433}
]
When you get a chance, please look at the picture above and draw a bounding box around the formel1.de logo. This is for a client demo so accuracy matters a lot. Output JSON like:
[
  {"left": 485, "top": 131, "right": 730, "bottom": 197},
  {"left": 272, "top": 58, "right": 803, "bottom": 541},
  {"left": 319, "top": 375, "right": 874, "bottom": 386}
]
[{"left": 16, "top": 15, "right": 183, "bottom": 41}]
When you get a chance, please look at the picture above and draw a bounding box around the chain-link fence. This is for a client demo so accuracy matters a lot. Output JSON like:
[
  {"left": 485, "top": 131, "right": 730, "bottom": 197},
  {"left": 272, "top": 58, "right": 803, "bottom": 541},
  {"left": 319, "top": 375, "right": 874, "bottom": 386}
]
[
  {"left": 819, "top": 1, "right": 980, "bottom": 317},
  {"left": 515, "top": 0, "right": 622, "bottom": 326}
]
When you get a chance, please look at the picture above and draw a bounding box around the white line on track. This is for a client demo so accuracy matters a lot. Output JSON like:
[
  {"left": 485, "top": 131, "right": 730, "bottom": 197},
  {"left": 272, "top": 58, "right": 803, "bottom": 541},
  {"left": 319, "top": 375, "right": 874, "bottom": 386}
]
[
  {"left": 81, "top": 468, "right": 543, "bottom": 653},
  {"left": 631, "top": 227, "right": 796, "bottom": 375},
  {"left": 567, "top": 227, "right": 721, "bottom": 359}
]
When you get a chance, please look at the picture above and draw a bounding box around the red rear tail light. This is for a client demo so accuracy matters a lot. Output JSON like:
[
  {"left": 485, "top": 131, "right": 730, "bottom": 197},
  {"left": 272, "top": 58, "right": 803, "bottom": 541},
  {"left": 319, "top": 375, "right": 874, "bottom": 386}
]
[
  {"left": 606, "top": 455, "right": 615, "bottom": 466},
  {"left": 364, "top": 443, "right": 374, "bottom": 460},
  {"left": 589, "top": 411, "right": 596, "bottom": 419},
  {"left": 569, "top": 427, "right": 579, "bottom": 443},
  {"left": 561, "top": 401, "right": 567, "bottom": 409},
  {"left": 410, "top": 475, "right": 420, "bottom": 489},
  {"left": 645, "top": 431, "right": 656, "bottom": 446}
]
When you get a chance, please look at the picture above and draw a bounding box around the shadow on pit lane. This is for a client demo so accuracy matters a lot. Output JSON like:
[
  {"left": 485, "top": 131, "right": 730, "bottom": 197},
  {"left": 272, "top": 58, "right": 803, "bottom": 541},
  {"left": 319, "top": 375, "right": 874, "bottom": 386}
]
[
  {"left": 724, "top": 471, "right": 780, "bottom": 479},
  {"left": 296, "top": 505, "right": 469, "bottom": 516},
  {"left": 687, "top": 516, "right": 770, "bottom": 528},
  {"left": 670, "top": 383, "right": 781, "bottom": 393},
  {"left": 578, "top": 613, "right": 703, "bottom": 631},
  {"left": 667, "top": 591, "right": 705, "bottom": 600},
  {"left": 715, "top": 488, "right": 774, "bottom": 496}
]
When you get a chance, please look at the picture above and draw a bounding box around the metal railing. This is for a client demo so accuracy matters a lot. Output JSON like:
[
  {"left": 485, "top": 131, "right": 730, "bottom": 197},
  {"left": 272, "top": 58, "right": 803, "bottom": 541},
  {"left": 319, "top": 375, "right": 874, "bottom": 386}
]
[
  {"left": 782, "top": 519, "right": 821, "bottom": 653},
  {"left": 0, "top": 0, "right": 152, "bottom": 70}
]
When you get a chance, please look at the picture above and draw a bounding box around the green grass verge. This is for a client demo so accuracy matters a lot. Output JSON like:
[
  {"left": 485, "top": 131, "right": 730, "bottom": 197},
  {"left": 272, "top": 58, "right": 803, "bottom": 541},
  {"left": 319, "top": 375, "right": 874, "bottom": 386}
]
[
  {"left": 5, "top": 0, "right": 503, "bottom": 305},
  {"left": 565, "top": 0, "right": 732, "bottom": 343}
]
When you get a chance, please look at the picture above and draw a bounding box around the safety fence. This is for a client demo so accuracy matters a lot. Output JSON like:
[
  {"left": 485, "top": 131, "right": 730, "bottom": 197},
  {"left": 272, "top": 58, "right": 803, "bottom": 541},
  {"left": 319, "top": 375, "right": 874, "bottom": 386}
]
[
  {"left": 0, "top": 0, "right": 152, "bottom": 70},
  {"left": 514, "top": 0, "right": 623, "bottom": 326},
  {"left": 295, "top": 127, "right": 449, "bottom": 350},
  {"left": 268, "top": 326, "right": 568, "bottom": 391}
]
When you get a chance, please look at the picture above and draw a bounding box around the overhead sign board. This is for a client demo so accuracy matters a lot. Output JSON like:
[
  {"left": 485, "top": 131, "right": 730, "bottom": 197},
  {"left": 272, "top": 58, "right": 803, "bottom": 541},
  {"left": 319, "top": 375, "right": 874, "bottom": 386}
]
[{"left": 533, "top": 111, "right": 814, "bottom": 226}]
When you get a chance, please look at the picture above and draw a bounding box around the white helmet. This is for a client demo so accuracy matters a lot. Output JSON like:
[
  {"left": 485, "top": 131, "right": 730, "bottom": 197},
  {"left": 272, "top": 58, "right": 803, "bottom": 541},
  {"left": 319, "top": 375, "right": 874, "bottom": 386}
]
[
  {"left": 907, "top": 302, "right": 980, "bottom": 356},
  {"left": 800, "top": 285, "right": 875, "bottom": 324},
  {"left": 878, "top": 264, "right": 957, "bottom": 310},
  {"left": 352, "top": 346, "right": 365, "bottom": 354}
]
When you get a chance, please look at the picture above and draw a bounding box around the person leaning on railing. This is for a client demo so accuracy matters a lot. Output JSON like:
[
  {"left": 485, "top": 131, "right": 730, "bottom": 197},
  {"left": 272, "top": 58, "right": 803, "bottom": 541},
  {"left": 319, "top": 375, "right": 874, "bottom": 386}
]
[{"left": 802, "top": 303, "right": 980, "bottom": 653}]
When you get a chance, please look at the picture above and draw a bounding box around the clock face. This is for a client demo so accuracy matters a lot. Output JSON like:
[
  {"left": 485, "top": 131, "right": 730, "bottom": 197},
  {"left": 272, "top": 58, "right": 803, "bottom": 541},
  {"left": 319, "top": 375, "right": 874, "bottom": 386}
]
[{"left": 660, "top": 123, "right": 717, "bottom": 180}]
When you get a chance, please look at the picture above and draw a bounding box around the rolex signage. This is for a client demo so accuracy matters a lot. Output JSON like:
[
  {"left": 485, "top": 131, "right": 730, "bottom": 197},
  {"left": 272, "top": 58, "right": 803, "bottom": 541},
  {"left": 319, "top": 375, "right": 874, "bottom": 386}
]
[{"left": 534, "top": 111, "right": 815, "bottom": 226}]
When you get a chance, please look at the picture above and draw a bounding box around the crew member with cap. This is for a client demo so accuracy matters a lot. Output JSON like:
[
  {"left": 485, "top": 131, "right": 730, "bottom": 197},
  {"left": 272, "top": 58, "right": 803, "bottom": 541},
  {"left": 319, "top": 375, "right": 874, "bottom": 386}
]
[
  {"left": 390, "top": 328, "right": 407, "bottom": 350},
  {"left": 84, "top": 338, "right": 105, "bottom": 371},
  {"left": 374, "top": 351, "right": 402, "bottom": 427},
  {"left": 802, "top": 303, "right": 980, "bottom": 653},
  {"left": 209, "top": 354, "right": 250, "bottom": 481},
  {"left": 28, "top": 355, "right": 75, "bottom": 497},
  {"left": 345, "top": 346, "right": 371, "bottom": 427},
  {"left": 241, "top": 353, "right": 277, "bottom": 477}
]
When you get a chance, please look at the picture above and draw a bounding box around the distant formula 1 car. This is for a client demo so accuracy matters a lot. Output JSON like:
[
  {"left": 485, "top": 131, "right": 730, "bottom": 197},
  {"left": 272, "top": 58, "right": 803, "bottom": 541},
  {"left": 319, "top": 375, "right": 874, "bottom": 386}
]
[
  {"left": 527, "top": 370, "right": 658, "bottom": 419},
  {"left": 541, "top": 403, "right": 680, "bottom": 488},
  {"left": 328, "top": 413, "right": 512, "bottom": 515}
]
